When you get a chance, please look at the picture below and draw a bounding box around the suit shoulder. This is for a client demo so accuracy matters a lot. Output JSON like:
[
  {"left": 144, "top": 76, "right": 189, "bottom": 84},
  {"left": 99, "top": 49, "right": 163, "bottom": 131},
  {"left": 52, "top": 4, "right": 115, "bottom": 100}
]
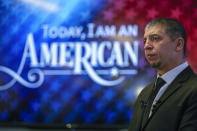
[
  {"left": 190, "top": 72, "right": 197, "bottom": 80},
  {"left": 188, "top": 72, "right": 197, "bottom": 88},
  {"left": 137, "top": 82, "right": 153, "bottom": 99}
]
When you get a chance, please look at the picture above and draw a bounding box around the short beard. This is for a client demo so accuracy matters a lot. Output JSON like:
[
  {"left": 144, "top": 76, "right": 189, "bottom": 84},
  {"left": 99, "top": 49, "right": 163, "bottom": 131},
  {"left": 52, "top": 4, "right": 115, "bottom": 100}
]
[
  {"left": 145, "top": 57, "right": 162, "bottom": 69},
  {"left": 150, "top": 61, "right": 161, "bottom": 68}
]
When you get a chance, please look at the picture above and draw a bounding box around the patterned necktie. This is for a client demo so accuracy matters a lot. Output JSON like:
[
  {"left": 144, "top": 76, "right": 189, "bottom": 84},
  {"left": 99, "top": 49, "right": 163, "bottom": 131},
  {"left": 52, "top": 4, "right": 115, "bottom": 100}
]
[
  {"left": 141, "top": 77, "right": 166, "bottom": 128},
  {"left": 153, "top": 77, "right": 166, "bottom": 97}
]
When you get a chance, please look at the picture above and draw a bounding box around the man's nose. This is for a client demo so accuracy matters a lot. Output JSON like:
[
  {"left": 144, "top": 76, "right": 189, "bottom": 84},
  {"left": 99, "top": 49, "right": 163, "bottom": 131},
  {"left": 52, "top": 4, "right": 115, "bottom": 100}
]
[{"left": 144, "top": 40, "right": 153, "bottom": 50}]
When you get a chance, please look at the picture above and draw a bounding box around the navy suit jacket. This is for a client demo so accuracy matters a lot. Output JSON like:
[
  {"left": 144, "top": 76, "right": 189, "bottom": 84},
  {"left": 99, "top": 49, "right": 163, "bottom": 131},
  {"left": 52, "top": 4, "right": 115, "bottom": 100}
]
[{"left": 128, "top": 67, "right": 197, "bottom": 131}]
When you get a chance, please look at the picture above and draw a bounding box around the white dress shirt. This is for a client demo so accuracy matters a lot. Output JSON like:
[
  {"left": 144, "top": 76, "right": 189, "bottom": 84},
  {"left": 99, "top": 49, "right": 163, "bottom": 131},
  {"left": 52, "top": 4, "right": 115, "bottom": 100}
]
[{"left": 149, "top": 61, "right": 189, "bottom": 117}]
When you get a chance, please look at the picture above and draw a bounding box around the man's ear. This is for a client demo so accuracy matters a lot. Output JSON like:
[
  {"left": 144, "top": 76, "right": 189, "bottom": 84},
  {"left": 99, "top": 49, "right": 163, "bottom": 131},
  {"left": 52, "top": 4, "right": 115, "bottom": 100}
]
[{"left": 175, "top": 37, "right": 184, "bottom": 52}]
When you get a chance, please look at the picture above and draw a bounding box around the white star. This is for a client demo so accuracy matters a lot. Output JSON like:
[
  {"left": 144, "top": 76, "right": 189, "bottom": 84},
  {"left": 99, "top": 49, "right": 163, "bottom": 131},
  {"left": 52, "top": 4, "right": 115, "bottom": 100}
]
[
  {"left": 81, "top": 10, "right": 91, "bottom": 21},
  {"left": 110, "top": 67, "right": 119, "bottom": 77}
]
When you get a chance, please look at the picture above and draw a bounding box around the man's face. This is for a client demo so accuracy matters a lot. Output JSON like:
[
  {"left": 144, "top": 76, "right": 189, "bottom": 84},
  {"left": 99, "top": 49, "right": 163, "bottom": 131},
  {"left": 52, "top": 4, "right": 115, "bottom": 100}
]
[{"left": 143, "top": 25, "right": 176, "bottom": 70}]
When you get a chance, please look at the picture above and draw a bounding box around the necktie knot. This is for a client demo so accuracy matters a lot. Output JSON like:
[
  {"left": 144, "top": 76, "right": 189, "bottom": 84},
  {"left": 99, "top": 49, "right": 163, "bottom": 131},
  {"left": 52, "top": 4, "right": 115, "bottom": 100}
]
[{"left": 154, "top": 77, "right": 166, "bottom": 93}]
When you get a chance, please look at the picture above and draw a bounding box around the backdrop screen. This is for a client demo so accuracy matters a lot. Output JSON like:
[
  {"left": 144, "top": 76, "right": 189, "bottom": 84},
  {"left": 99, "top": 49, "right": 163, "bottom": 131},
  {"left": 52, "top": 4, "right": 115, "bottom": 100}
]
[{"left": 0, "top": 0, "right": 196, "bottom": 126}]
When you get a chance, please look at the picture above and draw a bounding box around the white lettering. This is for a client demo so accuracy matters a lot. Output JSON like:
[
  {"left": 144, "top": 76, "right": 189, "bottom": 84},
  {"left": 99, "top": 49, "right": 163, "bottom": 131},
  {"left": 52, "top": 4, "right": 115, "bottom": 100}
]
[
  {"left": 23, "top": 33, "right": 39, "bottom": 67},
  {"left": 87, "top": 23, "right": 95, "bottom": 38},
  {"left": 124, "top": 41, "right": 138, "bottom": 66},
  {"left": 59, "top": 42, "right": 74, "bottom": 67},
  {"left": 98, "top": 41, "right": 112, "bottom": 67},
  {"left": 108, "top": 41, "right": 123, "bottom": 66},
  {"left": 40, "top": 43, "right": 58, "bottom": 67}
]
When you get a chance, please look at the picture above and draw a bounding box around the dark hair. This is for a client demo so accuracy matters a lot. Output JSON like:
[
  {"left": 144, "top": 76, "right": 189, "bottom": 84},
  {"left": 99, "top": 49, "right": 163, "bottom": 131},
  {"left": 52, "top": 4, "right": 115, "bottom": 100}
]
[{"left": 145, "top": 18, "right": 187, "bottom": 57}]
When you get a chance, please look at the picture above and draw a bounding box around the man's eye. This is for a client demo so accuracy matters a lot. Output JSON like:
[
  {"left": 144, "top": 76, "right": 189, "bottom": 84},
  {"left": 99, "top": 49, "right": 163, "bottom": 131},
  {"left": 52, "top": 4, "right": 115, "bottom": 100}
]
[
  {"left": 143, "top": 39, "right": 146, "bottom": 44},
  {"left": 153, "top": 36, "right": 159, "bottom": 40},
  {"left": 150, "top": 36, "right": 160, "bottom": 41}
]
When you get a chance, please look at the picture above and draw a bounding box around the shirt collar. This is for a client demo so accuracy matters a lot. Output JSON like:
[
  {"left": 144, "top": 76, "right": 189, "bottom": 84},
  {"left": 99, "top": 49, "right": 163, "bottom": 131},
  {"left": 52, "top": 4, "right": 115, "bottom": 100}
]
[{"left": 158, "top": 61, "right": 188, "bottom": 85}]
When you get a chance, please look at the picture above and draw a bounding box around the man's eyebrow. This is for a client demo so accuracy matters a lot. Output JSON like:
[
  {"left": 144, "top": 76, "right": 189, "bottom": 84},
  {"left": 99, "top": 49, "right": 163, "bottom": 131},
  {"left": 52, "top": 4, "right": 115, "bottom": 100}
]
[
  {"left": 143, "top": 33, "right": 161, "bottom": 41},
  {"left": 149, "top": 33, "right": 159, "bottom": 36},
  {"left": 145, "top": 34, "right": 161, "bottom": 39}
]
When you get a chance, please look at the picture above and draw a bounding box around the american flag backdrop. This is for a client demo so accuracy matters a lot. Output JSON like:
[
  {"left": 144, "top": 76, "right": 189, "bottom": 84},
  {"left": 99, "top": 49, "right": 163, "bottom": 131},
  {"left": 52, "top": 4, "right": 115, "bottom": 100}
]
[{"left": 0, "top": 0, "right": 196, "bottom": 127}]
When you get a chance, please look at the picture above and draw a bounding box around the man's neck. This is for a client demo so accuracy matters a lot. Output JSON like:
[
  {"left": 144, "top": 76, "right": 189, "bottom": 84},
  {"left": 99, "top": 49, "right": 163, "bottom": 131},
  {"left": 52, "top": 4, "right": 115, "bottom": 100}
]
[{"left": 157, "top": 59, "right": 187, "bottom": 76}]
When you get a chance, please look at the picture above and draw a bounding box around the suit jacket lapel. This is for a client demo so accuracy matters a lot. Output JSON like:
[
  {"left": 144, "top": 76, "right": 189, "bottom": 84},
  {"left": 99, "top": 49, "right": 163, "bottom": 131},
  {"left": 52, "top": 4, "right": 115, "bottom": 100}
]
[
  {"left": 140, "top": 83, "right": 155, "bottom": 129},
  {"left": 141, "top": 66, "right": 192, "bottom": 130},
  {"left": 156, "top": 66, "right": 192, "bottom": 109}
]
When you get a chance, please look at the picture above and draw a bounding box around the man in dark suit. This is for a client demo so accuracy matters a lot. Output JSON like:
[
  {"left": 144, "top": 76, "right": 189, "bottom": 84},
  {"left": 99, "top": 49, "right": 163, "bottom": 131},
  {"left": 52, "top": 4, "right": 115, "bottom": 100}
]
[{"left": 128, "top": 18, "right": 197, "bottom": 131}]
